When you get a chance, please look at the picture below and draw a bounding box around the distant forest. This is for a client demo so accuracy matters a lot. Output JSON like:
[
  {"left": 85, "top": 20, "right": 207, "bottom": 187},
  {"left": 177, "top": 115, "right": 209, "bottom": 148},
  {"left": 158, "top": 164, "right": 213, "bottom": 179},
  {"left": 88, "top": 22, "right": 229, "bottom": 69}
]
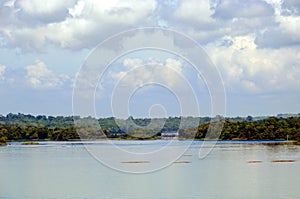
[{"left": 0, "top": 113, "right": 300, "bottom": 144}]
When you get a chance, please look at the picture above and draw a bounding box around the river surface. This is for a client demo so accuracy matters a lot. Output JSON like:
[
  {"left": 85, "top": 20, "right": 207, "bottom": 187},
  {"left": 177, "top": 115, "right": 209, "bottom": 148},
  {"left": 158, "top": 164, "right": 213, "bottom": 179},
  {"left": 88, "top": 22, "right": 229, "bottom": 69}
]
[{"left": 0, "top": 140, "right": 299, "bottom": 199}]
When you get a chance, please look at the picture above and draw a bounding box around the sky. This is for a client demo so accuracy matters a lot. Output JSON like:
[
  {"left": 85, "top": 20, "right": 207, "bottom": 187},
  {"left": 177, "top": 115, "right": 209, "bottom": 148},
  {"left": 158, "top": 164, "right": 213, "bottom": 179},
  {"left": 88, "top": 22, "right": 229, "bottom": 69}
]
[{"left": 0, "top": 0, "right": 299, "bottom": 118}]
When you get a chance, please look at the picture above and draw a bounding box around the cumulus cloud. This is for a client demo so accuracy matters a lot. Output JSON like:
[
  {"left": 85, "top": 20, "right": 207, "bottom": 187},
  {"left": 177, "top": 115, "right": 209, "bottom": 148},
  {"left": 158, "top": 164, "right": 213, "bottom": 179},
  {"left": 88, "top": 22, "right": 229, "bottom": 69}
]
[
  {"left": 281, "top": 0, "right": 300, "bottom": 15},
  {"left": 0, "top": 64, "right": 6, "bottom": 80},
  {"left": 163, "top": 0, "right": 226, "bottom": 44},
  {"left": 206, "top": 35, "right": 300, "bottom": 93},
  {"left": 213, "top": 0, "right": 274, "bottom": 19},
  {"left": 109, "top": 58, "right": 185, "bottom": 89},
  {"left": 255, "top": 15, "right": 300, "bottom": 48},
  {"left": 0, "top": 0, "right": 298, "bottom": 50},
  {"left": 0, "top": 0, "right": 299, "bottom": 98},
  {"left": 14, "top": 0, "right": 76, "bottom": 23},
  {"left": 25, "top": 60, "right": 70, "bottom": 89},
  {"left": 166, "top": 0, "right": 277, "bottom": 45},
  {"left": 107, "top": 57, "right": 201, "bottom": 118},
  {"left": 173, "top": 0, "right": 216, "bottom": 29},
  {"left": 0, "top": 0, "right": 157, "bottom": 51},
  {"left": 123, "top": 58, "right": 143, "bottom": 69}
]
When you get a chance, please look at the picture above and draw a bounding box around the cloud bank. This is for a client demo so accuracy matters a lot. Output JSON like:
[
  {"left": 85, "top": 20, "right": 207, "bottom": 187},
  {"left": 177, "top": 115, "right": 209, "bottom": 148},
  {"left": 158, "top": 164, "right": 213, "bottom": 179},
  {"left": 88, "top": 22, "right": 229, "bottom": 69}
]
[{"left": 0, "top": 0, "right": 299, "bottom": 116}]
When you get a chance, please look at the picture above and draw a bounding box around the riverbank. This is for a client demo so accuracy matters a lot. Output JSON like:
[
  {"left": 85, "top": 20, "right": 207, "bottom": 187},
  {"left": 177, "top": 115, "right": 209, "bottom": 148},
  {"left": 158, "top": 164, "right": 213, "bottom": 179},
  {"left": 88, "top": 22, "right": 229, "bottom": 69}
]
[
  {"left": 2, "top": 139, "right": 299, "bottom": 147},
  {"left": 261, "top": 141, "right": 300, "bottom": 145},
  {"left": 1, "top": 116, "right": 299, "bottom": 142},
  {"left": 21, "top": 141, "right": 40, "bottom": 145},
  {"left": 0, "top": 142, "right": 7, "bottom": 146}
]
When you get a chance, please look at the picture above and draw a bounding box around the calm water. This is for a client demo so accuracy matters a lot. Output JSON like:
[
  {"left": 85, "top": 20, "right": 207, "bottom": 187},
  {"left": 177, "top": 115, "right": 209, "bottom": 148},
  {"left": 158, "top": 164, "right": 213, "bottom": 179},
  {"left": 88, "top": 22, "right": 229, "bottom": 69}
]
[{"left": 0, "top": 141, "right": 299, "bottom": 199}]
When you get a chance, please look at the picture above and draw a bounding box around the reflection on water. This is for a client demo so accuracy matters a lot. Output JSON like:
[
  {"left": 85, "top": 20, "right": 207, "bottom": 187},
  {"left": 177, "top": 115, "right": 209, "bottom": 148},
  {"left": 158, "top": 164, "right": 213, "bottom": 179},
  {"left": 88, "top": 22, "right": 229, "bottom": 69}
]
[{"left": 0, "top": 141, "right": 299, "bottom": 199}]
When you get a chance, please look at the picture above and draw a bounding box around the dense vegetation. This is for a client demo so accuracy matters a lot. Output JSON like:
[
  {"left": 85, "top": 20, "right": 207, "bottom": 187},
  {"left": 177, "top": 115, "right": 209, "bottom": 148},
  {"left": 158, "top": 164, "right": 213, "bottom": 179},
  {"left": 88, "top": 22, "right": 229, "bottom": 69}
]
[
  {"left": 182, "top": 116, "right": 300, "bottom": 142},
  {"left": 0, "top": 113, "right": 299, "bottom": 144}
]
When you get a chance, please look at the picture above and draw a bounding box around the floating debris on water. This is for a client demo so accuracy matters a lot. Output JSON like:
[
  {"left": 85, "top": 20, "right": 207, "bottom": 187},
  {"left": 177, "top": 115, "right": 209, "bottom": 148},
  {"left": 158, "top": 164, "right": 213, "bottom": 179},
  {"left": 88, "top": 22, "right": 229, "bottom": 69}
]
[
  {"left": 120, "top": 161, "right": 150, "bottom": 164},
  {"left": 174, "top": 161, "right": 191, "bottom": 164},
  {"left": 271, "top": 160, "right": 296, "bottom": 163},
  {"left": 247, "top": 160, "right": 262, "bottom": 163}
]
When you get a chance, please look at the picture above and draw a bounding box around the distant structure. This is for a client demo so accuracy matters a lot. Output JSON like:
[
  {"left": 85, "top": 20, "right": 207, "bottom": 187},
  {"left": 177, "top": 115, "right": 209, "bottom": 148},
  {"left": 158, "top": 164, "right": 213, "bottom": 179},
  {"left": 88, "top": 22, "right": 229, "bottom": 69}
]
[
  {"left": 161, "top": 131, "right": 178, "bottom": 140},
  {"left": 277, "top": 113, "right": 300, "bottom": 118}
]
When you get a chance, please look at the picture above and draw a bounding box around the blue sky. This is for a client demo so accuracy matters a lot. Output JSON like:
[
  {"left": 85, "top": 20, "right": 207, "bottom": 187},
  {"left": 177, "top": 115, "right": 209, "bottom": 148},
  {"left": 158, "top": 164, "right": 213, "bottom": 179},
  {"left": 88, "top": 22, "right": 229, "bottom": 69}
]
[{"left": 0, "top": 0, "right": 299, "bottom": 117}]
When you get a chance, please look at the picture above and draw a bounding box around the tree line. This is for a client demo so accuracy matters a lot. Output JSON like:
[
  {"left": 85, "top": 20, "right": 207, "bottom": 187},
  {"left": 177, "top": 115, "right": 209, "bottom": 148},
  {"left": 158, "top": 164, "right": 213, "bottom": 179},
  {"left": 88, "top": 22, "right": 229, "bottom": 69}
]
[
  {"left": 0, "top": 113, "right": 299, "bottom": 145},
  {"left": 181, "top": 116, "right": 300, "bottom": 141}
]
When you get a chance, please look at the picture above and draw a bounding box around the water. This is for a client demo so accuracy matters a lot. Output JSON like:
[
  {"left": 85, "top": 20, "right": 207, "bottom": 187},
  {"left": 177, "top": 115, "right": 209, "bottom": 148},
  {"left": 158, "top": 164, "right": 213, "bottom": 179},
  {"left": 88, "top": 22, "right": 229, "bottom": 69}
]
[{"left": 0, "top": 141, "right": 299, "bottom": 199}]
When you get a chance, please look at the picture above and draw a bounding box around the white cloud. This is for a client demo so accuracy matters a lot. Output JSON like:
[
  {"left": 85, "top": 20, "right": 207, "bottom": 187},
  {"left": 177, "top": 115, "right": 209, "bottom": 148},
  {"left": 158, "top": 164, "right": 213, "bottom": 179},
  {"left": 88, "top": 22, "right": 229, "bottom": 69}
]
[
  {"left": 25, "top": 60, "right": 70, "bottom": 89},
  {"left": 0, "top": 1, "right": 299, "bottom": 96},
  {"left": 0, "top": 0, "right": 157, "bottom": 50},
  {"left": 165, "top": 58, "right": 183, "bottom": 73},
  {"left": 107, "top": 58, "right": 186, "bottom": 91},
  {"left": 3, "top": 0, "right": 15, "bottom": 7},
  {"left": 281, "top": 0, "right": 300, "bottom": 15},
  {"left": 255, "top": 15, "right": 300, "bottom": 48},
  {"left": 213, "top": 0, "right": 274, "bottom": 19},
  {"left": 123, "top": 58, "right": 143, "bottom": 69},
  {"left": 0, "top": 0, "right": 297, "bottom": 51},
  {"left": 241, "top": 80, "right": 261, "bottom": 93},
  {"left": 167, "top": 0, "right": 277, "bottom": 45},
  {"left": 0, "top": 64, "right": 6, "bottom": 80},
  {"left": 14, "top": 0, "right": 75, "bottom": 23},
  {"left": 206, "top": 35, "right": 300, "bottom": 93},
  {"left": 252, "top": 0, "right": 300, "bottom": 48},
  {"left": 174, "top": 0, "right": 216, "bottom": 29},
  {"left": 108, "top": 58, "right": 199, "bottom": 118},
  {"left": 165, "top": 0, "right": 225, "bottom": 44},
  {"left": 68, "top": 0, "right": 85, "bottom": 17},
  {"left": 122, "top": 57, "right": 183, "bottom": 73}
]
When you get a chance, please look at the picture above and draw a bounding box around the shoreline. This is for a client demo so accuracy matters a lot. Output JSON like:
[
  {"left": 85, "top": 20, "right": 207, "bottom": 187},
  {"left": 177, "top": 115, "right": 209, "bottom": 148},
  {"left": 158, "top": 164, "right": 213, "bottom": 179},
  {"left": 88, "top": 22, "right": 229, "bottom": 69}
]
[{"left": 3, "top": 140, "right": 299, "bottom": 146}]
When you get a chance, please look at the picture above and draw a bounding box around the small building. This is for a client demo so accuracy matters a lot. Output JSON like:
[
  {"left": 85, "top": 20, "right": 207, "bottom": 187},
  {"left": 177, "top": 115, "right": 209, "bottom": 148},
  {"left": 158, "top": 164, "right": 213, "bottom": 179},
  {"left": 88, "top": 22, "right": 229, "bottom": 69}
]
[{"left": 161, "top": 131, "right": 178, "bottom": 139}]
